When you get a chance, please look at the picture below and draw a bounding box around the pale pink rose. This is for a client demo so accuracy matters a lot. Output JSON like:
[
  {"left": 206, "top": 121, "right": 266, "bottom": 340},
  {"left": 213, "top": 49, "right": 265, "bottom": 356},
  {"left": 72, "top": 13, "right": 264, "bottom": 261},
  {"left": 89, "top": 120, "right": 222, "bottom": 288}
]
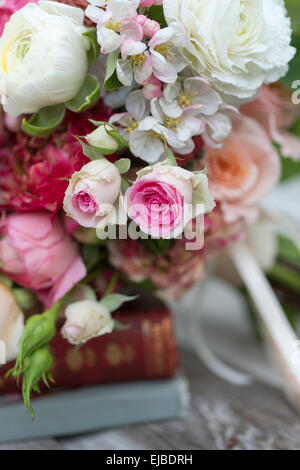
[
  {"left": 241, "top": 83, "right": 300, "bottom": 161},
  {"left": 63, "top": 160, "right": 121, "bottom": 229},
  {"left": 204, "top": 116, "right": 281, "bottom": 224},
  {"left": 0, "top": 212, "right": 86, "bottom": 308},
  {"left": 126, "top": 163, "right": 214, "bottom": 239},
  {"left": 0, "top": 0, "right": 37, "bottom": 35}
]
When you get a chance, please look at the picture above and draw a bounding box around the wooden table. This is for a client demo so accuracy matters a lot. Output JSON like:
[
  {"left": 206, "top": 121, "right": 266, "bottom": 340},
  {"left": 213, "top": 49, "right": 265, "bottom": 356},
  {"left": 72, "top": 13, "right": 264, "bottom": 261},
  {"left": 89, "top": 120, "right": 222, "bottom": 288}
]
[{"left": 1, "top": 349, "right": 300, "bottom": 450}]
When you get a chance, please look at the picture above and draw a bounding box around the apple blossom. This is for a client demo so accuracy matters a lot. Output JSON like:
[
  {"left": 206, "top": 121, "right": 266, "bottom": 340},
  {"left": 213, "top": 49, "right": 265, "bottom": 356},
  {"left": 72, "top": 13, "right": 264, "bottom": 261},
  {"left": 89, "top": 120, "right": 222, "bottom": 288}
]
[{"left": 85, "top": 0, "right": 141, "bottom": 54}]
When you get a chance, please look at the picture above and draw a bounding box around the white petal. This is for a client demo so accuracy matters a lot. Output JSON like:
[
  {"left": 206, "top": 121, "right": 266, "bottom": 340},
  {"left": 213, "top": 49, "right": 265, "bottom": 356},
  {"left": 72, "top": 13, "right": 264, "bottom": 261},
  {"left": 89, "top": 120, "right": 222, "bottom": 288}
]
[{"left": 116, "top": 59, "right": 133, "bottom": 86}]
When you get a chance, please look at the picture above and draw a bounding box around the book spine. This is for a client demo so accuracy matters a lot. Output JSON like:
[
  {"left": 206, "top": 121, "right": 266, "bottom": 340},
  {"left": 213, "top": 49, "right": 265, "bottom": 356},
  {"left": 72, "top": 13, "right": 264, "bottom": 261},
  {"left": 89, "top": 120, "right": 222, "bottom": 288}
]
[{"left": 0, "top": 308, "right": 178, "bottom": 394}]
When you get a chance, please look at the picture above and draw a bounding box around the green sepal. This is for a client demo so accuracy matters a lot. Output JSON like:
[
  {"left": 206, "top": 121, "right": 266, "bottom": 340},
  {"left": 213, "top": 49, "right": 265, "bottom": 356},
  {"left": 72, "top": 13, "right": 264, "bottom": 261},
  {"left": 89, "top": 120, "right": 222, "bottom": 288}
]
[
  {"left": 113, "top": 319, "right": 131, "bottom": 331},
  {"left": 163, "top": 138, "right": 178, "bottom": 166},
  {"left": 66, "top": 74, "right": 100, "bottom": 113},
  {"left": 22, "top": 346, "right": 53, "bottom": 417},
  {"left": 101, "top": 294, "right": 138, "bottom": 313},
  {"left": 104, "top": 50, "right": 123, "bottom": 90},
  {"left": 75, "top": 136, "right": 105, "bottom": 160},
  {"left": 82, "top": 28, "right": 100, "bottom": 68},
  {"left": 115, "top": 158, "right": 131, "bottom": 174},
  {"left": 22, "top": 104, "right": 66, "bottom": 138},
  {"left": 89, "top": 120, "right": 129, "bottom": 147}
]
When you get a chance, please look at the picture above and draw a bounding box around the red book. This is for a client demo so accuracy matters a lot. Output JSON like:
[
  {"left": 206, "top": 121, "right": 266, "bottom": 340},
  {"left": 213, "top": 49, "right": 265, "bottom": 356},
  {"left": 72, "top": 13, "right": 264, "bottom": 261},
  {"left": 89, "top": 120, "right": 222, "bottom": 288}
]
[{"left": 0, "top": 299, "right": 179, "bottom": 394}]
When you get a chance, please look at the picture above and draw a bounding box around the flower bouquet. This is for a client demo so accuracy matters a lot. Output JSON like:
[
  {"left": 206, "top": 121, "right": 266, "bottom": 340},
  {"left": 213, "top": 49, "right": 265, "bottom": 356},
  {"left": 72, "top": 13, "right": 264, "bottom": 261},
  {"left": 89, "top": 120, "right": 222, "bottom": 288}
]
[{"left": 0, "top": 0, "right": 299, "bottom": 414}]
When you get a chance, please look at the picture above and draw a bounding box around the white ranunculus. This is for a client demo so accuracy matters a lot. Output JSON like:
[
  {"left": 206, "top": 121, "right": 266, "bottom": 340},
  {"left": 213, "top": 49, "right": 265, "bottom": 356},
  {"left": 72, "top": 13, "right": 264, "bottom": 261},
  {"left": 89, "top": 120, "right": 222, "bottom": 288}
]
[
  {"left": 62, "top": 300, "right": 114, "bottom": 345},
  {"left": 0, "top": 1, "right": 89, "bottom": 117},
  {"left": 163, "top": 0, "right": 295, "bottom": 100}
]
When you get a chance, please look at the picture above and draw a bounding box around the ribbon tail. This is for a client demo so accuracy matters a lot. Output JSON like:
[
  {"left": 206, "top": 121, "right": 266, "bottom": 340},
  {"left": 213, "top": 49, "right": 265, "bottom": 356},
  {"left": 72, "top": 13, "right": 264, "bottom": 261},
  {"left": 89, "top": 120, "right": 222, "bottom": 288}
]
[
  {"left": 188, "top": 289, "right": 254, "bottom": 386},
  {"left": 229, "top": 241, "right": 300, "bottom": 410}
]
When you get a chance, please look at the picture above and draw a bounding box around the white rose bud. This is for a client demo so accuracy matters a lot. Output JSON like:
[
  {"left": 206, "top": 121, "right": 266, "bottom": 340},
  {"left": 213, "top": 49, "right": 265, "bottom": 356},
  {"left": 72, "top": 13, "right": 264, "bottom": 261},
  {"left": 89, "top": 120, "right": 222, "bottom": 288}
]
[
  {"left": 62, "top": 300, "right": 114, "bottom": 345},
  {"left": 0, "top": 1, "right": 89, "bottom": 117},
  {"left": 86, "top": 125, "right": 119, "bottom": 152},
  {"left": 63, "top": 159, "right": 121, "bottom": 229},
  {"left": 0, "top": 283, "right": 24, "bottom": 364}
]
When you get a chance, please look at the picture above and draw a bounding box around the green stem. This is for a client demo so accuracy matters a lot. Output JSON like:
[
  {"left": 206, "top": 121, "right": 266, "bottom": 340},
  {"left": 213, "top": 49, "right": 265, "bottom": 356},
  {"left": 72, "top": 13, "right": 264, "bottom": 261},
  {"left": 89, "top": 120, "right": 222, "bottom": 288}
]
[{"left": 103, "top": 271, "right": 119, "bottom": 297}]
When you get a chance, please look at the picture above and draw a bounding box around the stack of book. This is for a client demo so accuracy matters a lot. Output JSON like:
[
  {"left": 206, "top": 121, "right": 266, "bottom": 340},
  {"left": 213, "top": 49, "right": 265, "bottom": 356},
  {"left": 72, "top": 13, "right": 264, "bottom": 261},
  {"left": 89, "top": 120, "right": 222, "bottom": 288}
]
[{"left": 0, "top": 296, "right": 189, "bottom": 444}]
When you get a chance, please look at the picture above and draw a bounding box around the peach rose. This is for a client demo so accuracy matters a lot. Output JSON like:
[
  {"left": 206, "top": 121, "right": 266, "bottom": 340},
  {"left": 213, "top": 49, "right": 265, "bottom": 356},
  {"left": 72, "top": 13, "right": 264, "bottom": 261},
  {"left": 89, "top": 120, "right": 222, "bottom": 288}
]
[
  {"left": 204, "top": 115, "right": 281, "bottom": 224},
  {"left": 241, "top": 83, "right": 300, "bottom": 161}
]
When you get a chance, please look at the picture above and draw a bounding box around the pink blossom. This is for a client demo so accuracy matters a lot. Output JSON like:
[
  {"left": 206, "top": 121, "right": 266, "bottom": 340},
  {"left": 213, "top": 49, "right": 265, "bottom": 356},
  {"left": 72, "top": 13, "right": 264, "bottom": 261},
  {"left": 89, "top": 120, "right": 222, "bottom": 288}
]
[
  {"left": 0, "top": 0, "right": 37, "bottom": 35},
  {"left": 140, "top": 0, "right": 162, "bottom": 6},
  {"left": 203, "top": 115, "right": 281, "bottom": 224},
  {"left": 241, "top": 83, "right": 300, "bottom": 161},
  {"left": 142, "top": 75, "right": 162, "bottom": 100},
  {"left": 0, "top": 212, "right": 86, "bottom": 308},
  {"left": 135, "top": 15, "right": 160, "bottom": 38},
  {"left": 108, "top": 238, "right": 204, "bottom": 300}
]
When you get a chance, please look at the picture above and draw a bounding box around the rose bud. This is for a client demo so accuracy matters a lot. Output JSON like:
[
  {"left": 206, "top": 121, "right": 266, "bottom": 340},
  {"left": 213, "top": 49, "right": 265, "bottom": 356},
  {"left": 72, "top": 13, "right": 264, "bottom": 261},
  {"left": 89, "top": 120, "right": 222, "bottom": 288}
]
[
  {"left": 0, "top": 283, "right": 24, "bottom": 363},
  {"left": 86, "top": 125, "right": 119, "bottom": 154},
  {"left": 63, "top": 160, "right": 121, "bottom": 229},
  {"left": 62, "top": 300, "right": 114, "bottom": 345}
]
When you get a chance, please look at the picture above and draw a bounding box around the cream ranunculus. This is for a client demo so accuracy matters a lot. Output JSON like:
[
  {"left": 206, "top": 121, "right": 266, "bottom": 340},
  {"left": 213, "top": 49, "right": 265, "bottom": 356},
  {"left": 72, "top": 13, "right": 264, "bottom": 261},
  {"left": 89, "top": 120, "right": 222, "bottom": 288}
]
[
  {"left": 0, "top": 283, "right": 24, "bottom": 363},
  {"left": 163, "top": 0, "right": 295, "bottom": 100},
  {"left": 0, "top": 1, "right": 89, "bottom": 117}
]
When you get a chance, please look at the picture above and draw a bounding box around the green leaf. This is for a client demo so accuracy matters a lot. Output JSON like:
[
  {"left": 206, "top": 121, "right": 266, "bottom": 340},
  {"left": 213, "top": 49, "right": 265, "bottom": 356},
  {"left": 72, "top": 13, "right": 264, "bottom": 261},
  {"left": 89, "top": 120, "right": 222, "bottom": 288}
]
[
  {"left": 121, "top": 178, "right": 130, "bottom": 192},
  {"left": 104, "top": 50, "right": 123, "bottom": 90},
  {"left": 101, "top": 294, "right": 138, "bottom": 313},
  {"left": 142, "top": 238, "right": 173, "bottom": 256},
  {"left": 148, "top": 5, "right": 167, "bottom": 28},
  {"left": 82, "top": 28, "right": 100, "bottom": 68},
  {"left": 66, "top": 74, "right": 100, "bottom": 113},
  {"left": 285, "top": 0, "right": 300, "bottom": 34},
  {"left": 22, "top": 104, "right": 66, "bottom": 138},
  {"left": 277, "top": 234, "right": 300, "bottom": 268},
  {"left": 115, "top": 158, "right": 131, "bottom": 174},
  {"left": 75, "top": 136, "right": 105, "bottom": 160}
]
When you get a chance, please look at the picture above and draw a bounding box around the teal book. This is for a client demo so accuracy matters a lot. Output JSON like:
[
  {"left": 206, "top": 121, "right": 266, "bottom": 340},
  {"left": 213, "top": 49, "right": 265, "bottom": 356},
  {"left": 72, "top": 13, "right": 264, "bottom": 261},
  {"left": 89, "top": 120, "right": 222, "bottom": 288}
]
[{"left": 0, "top": 375, "right": 189, "bottom": 444}]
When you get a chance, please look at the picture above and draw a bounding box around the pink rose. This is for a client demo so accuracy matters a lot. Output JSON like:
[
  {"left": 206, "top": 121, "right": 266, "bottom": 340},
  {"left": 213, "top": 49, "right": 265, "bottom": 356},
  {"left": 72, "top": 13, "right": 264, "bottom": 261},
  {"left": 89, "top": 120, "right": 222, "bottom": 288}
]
[
  {"left": 63, "top": 160, "right": 121, "bottom": 229},
  {"left": 0, "top": 0, "right": 37, "bottom": 35},
  {"left": 204, "top": 115, "right": 281, "bottom": 224},
  {"left": 0, "top": 212, "right": 86, "bottom": 308},
  {"left": 126, "top": 163, "right": 214, "bottom": 238},
  {"left": 241, "top": 83, "right": 300, "bottom": 161}
]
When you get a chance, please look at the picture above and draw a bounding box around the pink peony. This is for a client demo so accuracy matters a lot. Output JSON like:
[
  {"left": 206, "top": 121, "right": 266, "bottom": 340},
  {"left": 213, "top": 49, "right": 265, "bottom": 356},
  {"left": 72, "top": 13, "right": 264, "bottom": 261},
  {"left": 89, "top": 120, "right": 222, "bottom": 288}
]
[
  {"left": 241, "top": 83, "right": 300, "bottom": 161},
  {"left": 0, "top": 103, "right": 113, "bottom": 212},
  {"left": 0, "top": 0, "right": 37, "bottom": 36},
  {"left": 126, "top": 163, "right": 214, "bottom": 239},
  {"left": 203, "top": 115, "right": 281, "bottom": 224},
  {"left": 0, "top": 211, "right": 86, "bottom": 308},
  {"left": 108, "top": 238, "right": 205, "bottom": 300}
]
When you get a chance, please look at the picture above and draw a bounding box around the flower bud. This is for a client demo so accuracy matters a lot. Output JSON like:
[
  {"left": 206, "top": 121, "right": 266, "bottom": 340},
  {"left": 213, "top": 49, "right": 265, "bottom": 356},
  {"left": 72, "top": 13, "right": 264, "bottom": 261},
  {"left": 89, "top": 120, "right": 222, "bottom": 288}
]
[
  {"left": 86, "top": 125, "right": 119, "bottom": 152},
  {"left": 62, "top": 300, "right": 114, "bottom": 345},
  {"left": 0, "top": 283, "right": 24, "bottom": 363},
  {"left": 22, "top": 346, "right": 53, "bottom": 416}
]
